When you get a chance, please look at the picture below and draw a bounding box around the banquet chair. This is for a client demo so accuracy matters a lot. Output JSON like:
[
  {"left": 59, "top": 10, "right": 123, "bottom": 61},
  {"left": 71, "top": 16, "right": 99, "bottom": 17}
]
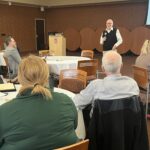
[
  {"left": 81, "top": 50, "right": 94, "bottom": 59},
  {"left": 58, "top": 69, "right": 87, "bottom": 93},
  {"left": 132, "top": 65, "right": 150, "bottom": 116},
  {"left": 39, "top": 50, "right": 50, "bottom": 57},
  {"left": 88, "top": 96, "right": 149, "bottom": 150},
  {"left": 77, "top": 59, "right": 98, "bottom": 82},
  {"left": 55, "top": 139, "right": 89, "bottom": 150}
]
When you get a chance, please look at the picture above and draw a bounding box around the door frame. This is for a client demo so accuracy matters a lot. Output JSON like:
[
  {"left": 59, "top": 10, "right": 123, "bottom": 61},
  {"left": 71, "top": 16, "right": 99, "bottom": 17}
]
[{"left": 35, "top": 18, "right": 46, "bottom": 51}]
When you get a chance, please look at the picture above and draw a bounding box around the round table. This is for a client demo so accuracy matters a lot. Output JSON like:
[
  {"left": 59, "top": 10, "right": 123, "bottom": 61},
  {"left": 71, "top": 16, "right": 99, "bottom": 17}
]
[{"left": 45, "top": 56, "right": 90, "bottom": 75}]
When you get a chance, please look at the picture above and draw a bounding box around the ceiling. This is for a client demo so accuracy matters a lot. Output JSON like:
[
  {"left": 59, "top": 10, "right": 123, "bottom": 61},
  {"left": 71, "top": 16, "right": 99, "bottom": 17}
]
[{"left": 0, "top": 0, "right": 130, "bottom": 7}]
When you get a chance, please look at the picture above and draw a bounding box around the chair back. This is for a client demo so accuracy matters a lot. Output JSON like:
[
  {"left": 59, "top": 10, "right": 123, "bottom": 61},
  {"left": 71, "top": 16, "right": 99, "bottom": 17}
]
[
  {"left": 81, "top": 50, "right": 94, "bottom": 59},
  {"left": 77, "top": 59, "right": 98, "bottom": 81},
  {"left": 132, "top": 65, "right": 150, "bottom": 116},
  {"left": 88, "top": 96, "right": 149, "bottom": 150},
  {"left": 58, "top": 69, "right": 87, "bottom": 93},
  {"left": 55, "top": 139, "right": 89, "bottom": 150},
  {"left": 132, "top": 65, "right": 149, "bottom": 90},
  {"left": 39, "top": 50, "right": 50, "bottom": 57},
  {"left": 3, "top": 56, "right": 11, "bottom": 79}
]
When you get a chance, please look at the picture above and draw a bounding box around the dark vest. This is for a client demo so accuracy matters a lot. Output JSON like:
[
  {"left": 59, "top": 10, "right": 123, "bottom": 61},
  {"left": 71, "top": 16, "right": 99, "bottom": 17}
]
[{"left": 102, "top": 28, "right": 117, "bottom": 51}]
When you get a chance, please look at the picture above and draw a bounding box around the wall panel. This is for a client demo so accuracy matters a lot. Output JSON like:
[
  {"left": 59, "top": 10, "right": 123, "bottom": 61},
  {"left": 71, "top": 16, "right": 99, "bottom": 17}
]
[
  {"left": 130, "top": 27, "right": 150, "bottom": 55},
  {"left": 0, "top": 2, "right": 148, "bottom": 54},
  {"left": 0, "top": 4, "right": 45, "bottom": 52},
  {"left": 46, "top": 2, "right": 147, "bottom": 32},
  {"left": 46, "top": 2, "right": 148, "bottom": 54},
  {"left": 80, "top": 27, "right": 96, "bottom": 50},
  {"left": 64, "top": 28, "right": 80, "bottom": 51}
]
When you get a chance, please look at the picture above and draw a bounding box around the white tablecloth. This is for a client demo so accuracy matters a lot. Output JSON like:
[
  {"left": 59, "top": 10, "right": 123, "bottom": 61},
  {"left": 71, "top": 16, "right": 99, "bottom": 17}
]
[
  {"left": 0, "top": 85, "right": 86, "bottom": 139},
  {"left": 0, "top": 52, "right": 6, "bottom": 66},
  {"left": 45, "top": 56, "right": 90, "bottom": 75}
]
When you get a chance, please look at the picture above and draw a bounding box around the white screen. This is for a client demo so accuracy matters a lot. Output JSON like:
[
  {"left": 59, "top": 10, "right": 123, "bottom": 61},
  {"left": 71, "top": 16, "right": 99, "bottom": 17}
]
[{"left": 146, "top": 0, "right": 150, "bottom": 25}]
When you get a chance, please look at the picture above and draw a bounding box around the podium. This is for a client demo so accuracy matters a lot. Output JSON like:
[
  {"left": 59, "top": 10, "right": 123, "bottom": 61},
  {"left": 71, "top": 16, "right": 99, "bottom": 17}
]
[{"left": 49, "top": 34, "right": 66, "bottom": 56}]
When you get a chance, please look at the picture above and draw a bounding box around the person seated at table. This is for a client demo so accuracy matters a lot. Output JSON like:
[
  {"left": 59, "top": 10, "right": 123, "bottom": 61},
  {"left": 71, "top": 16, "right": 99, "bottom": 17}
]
[
  {"left": 0, "top": 55, "right": 79, "bottom": 150},
  {"left": 135, "top": 40, "right": 150, "bottom": 117},
  {"left": 73, "top": 51, "right": 139, "bottom": 116},
  {"left": 3, "top": 35, "right": 21, "bottom": 79},
  {"left": 135, "top": 39, "right": 150, "bottom": 79}
]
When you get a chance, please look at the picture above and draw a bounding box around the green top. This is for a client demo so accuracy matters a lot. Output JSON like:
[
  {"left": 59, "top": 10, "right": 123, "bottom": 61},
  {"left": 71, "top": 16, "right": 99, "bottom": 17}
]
[{"left": 0, "top": 89, "right": 78, "bottom": 150}]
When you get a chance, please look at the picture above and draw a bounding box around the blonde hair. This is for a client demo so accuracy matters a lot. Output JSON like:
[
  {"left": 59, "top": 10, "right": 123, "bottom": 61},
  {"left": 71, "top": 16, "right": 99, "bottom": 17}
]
[
  {"left": 18, "top": 55, "right": 52, "bottom": 99},
  {"left": 140, "top": 40, "right": 150, "bottom": 55}
]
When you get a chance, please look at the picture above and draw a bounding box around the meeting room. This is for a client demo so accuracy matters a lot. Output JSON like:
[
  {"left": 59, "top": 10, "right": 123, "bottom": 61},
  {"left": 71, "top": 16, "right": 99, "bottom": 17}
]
[{"left": 0, "top": 0, "right": 150, "bottom": 150}]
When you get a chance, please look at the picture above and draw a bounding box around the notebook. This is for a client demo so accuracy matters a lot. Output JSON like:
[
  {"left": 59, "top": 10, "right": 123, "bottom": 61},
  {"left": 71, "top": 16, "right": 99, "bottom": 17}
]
[{"left": 0, "top": 83, "right": 16, "bottom": 92}]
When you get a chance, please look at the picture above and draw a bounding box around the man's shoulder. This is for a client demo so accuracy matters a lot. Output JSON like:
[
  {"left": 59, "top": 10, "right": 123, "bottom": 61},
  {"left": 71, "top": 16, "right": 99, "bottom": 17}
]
[
  {"left": 90, "top": 79, "right": 103, "bottom": 84},
  {"left": 119, "top": 75, "right": 133, "bottom": 79},
  {"left": 112, "top": 27, "right": 117, "bottom": 32},
  {"left": 107, "top": 75, "right": 136, "bottom": 83},
  {"left": 120, "top": 75, "right": 137, "bottom": 83},
  {"left": 6, "top": 46, "right": 17, "bottom": 51},
  {"left": 87, "top": 79, "right": 103, "bottom": 88}
]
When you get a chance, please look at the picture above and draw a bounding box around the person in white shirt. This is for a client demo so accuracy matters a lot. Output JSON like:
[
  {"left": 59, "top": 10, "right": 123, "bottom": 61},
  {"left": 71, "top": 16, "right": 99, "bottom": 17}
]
[
  {"left": 100, "top": 19, "right": 123, "bottom": 52},
  {"left": 73, "top": 51, "right": 139, "bottom": 116}
]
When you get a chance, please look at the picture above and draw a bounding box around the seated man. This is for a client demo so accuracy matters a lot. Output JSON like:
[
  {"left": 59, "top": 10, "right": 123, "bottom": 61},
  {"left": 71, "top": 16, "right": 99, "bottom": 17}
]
[
  {"left": 4, "top": 36, "right": 21, "bottom": 79},
  {"left": 73, "top": 51, "right": 139, "bottom": 116}
]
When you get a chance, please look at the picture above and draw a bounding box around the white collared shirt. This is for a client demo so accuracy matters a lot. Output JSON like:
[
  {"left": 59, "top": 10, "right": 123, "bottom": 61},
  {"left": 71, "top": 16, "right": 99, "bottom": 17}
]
[
  {"left": 73, "top": 74, "right": 139, "bottom": 110},
  {"left": 100, "top": 27, "right": 123, "bottom": 48}
]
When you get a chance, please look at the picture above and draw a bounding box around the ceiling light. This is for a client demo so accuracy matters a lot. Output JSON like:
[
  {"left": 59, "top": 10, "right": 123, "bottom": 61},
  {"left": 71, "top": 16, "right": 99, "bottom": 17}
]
[
  {"left": 8, "top": 1, "right": 12, "bottom": 6},
  {"left": 40, "top": 6, "right": 44, "bottom": 12}
]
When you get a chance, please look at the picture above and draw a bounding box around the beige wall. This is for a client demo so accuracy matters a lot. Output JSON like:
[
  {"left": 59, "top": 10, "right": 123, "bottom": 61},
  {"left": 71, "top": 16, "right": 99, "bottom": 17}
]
[
  {"left": 0, "top": 2, "right": 148, "bottom": 52},
  {"left": 45, "top": 2, "right": 148, "bottom": 54},
  {"left": 46, "top": 2, "right": 147, "bottom": 32}
]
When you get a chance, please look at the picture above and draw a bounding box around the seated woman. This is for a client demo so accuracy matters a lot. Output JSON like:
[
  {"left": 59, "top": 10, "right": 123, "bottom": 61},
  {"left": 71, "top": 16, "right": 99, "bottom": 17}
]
[
  {"left": 0, "top": 55, "right": 79, "bottom": 150},
  {"left": 135, "top": 40, "right": 150, "bottom": 117},
  {"left": 135, "top": 39, "right": 150, "bottom": 79}
]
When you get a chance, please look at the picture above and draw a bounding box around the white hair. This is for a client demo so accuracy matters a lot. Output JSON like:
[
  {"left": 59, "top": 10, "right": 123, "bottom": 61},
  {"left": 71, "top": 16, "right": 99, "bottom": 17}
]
[{"left": 102, "top": 51, "right": 122, "bottom": 74}]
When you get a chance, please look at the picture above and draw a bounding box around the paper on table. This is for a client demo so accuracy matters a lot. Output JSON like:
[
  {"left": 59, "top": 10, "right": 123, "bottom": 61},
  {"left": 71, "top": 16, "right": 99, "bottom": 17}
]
[{"left": 0, "top": 83, "right": 16, "bottom": 92}]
